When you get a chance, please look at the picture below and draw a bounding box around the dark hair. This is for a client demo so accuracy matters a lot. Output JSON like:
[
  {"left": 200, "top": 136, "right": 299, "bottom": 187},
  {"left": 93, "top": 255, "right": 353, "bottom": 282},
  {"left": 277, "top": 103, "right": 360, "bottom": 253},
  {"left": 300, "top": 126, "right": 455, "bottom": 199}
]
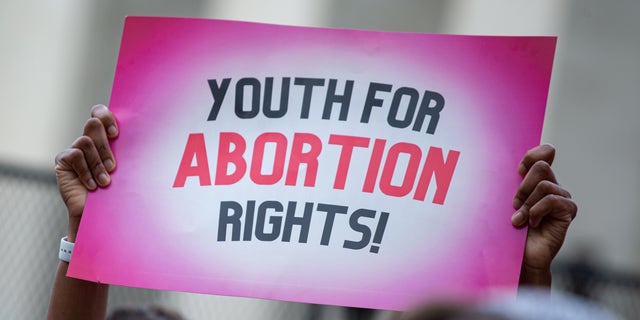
[
  {"left": 107, "top": 305, "right": 185, "bottom": 320},
  {"left": 399, "top": 303, "right": 508, "bottom": 320}
]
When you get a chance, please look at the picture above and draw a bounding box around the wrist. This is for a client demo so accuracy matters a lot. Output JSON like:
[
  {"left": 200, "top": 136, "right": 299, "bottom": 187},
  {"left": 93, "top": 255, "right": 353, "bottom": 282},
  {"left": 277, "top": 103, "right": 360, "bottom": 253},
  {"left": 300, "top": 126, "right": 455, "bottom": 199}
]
[
  {"left": 67, "top": 216, "right": 81, "bottom": 243},
  {"left": 520, "top": 264, "right": 552, "bottom": 288}
]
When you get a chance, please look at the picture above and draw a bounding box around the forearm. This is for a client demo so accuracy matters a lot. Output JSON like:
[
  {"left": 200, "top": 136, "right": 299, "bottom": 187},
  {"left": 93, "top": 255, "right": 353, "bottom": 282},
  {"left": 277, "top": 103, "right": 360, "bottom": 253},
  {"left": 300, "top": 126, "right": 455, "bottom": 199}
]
[
  {"left": 47, "top": 228, "right": 109, "bottom": 320},
  {"left": 47, "top": 261, "right": 109, "bottom": 320}
]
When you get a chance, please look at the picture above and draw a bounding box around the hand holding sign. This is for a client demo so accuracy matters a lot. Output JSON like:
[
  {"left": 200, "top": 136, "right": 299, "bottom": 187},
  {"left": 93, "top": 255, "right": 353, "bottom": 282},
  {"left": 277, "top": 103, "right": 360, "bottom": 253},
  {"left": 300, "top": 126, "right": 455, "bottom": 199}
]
[
  {"left": 511, "top": 145, "right": 578, "bottom": 287},
  {"left": 54, "top": 105, "right": 118, "bottom": 242}
]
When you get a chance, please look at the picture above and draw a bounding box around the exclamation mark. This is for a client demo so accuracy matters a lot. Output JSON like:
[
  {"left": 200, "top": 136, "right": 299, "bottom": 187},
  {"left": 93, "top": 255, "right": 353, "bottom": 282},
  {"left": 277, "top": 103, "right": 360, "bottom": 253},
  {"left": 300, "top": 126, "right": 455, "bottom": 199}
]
[{"left": 369, "top": 211, "right": 390, "bottom": 253}]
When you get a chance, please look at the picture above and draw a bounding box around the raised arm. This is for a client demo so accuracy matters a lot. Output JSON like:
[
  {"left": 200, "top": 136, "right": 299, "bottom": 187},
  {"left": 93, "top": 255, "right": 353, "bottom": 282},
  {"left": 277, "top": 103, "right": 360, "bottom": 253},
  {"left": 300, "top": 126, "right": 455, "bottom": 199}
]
[
  {"left": 47, "top": 105, "right": 118, "bottom": 320},
  {"left": 511, "top": 144, "right": 577, "bottom": 288}
]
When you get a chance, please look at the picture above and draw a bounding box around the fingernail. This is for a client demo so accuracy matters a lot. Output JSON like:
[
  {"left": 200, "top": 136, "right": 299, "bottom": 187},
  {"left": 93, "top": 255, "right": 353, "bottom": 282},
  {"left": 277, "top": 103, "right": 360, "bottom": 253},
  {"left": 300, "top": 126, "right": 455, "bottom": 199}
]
[
  {"left": 98, "top": 173, "right": 110, "bottom": 186},
  {"left": 512, "top": 197, "right": 523, "bottom": 209},
  {"left": 104, "top": 159, "right": 115, "bottom": 171},
  {"left": 87, "top": 179, "right": 97, "bottom": 190},
  {"left": 511, "top": 210, "right": 526, "bottom": 226},
  {"left": 108, "top": 125, "right": 118, "bottom": 137}
]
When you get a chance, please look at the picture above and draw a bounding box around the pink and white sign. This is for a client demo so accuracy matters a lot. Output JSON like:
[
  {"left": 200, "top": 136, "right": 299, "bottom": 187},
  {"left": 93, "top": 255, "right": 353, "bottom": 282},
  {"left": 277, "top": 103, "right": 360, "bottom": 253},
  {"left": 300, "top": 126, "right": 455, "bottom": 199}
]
[{"left": 68, "top": 17, "right": 556, "bottom": 310}]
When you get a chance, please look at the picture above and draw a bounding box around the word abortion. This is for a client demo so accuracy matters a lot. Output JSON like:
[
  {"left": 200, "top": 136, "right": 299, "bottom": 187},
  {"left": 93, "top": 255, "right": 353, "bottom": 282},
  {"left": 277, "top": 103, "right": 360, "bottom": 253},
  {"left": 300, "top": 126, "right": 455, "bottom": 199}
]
[{"left": 173, "top": 132, "right": 460, "bottom": 205}]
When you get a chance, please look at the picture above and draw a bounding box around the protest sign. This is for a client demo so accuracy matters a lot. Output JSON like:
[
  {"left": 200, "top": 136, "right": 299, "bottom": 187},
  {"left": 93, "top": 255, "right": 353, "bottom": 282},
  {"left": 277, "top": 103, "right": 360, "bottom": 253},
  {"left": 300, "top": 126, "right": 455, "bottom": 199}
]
[{"left": 68, "top": 16, "right": 556, "bottom": 310}]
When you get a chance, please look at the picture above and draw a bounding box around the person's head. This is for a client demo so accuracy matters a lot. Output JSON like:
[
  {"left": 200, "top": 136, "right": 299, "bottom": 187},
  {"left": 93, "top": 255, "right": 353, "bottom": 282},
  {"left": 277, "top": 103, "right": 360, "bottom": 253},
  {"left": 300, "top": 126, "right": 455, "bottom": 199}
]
[
  {"left": 400, "top": 288, "right": 621, "bottom": 320},
  {"left": 107, "top": 305, "right": 184, "bottom": 320},
  {"left": 400, "top": 302, "right": 506, "bottom": 320}
]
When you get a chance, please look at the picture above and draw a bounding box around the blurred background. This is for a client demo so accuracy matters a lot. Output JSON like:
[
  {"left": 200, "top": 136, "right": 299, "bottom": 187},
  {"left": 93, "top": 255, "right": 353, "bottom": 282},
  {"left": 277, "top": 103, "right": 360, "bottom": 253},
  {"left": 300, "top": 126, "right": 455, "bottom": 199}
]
[{"left": 1, "top": 0, "right": 639, "bottom": 319}]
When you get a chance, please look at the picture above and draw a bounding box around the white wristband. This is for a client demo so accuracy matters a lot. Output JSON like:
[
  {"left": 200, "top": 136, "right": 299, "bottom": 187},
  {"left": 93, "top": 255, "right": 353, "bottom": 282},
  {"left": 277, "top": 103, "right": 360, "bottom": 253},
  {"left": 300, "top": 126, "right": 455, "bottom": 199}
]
[{"left": 59, "top": 236, "right": 74, "bottom": 263}]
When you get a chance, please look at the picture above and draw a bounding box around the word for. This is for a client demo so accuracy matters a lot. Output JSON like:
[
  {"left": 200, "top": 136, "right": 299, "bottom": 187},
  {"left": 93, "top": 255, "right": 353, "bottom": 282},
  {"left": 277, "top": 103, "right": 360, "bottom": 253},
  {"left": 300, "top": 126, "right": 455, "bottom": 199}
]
[
  {"left": 207, "top": 77, "right": 445, "bottom": 134},
  {"left": 217, "top": 200, "right": 390, "bottom": 253},
  {"left": 173, "top": 132, "right": 460, "bottom": 204}
]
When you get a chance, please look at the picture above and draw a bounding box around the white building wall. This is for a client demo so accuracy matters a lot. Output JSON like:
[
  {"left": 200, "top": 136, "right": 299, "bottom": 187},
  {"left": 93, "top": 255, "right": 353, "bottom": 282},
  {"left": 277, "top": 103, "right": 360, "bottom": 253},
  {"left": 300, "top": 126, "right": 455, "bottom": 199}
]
[{"left": 0, "top": 0, "right": 90, "bottom": 168}]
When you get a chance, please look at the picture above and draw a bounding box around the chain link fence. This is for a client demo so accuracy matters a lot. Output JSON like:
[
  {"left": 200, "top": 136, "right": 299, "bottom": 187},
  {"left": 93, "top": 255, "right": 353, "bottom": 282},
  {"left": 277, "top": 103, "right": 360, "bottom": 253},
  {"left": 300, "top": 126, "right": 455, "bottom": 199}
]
[
  {"left": 0, "top": 163, "right": 313, "bottom": 319},
  {"left": 0, "top": 163, "right": 64, "bottom": 319},
  {"left": 1, "top": 162, "right": 637, "bottom": 319},
  {"left": 553, "top": 260, "right": 640, "bottom": 319}
]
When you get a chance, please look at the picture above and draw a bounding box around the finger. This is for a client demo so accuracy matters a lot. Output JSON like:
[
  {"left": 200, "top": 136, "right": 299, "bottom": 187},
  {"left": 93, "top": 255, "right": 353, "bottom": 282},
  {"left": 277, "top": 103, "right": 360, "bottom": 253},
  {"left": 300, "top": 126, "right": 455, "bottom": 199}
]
[
  {"left": 523, "top": 180, "right": 571, "bottom": 209},
  {"left": 55, "top": 148, "right": 97, "bottom": 190},
  {"left": 511, "top": 208, "right": 529, "bottom": 227},
  {"left": 528, "top": 194, "right": 577, "bottom": 228},
  {"left": 513, "top": 160, "right": 557, "bottom": 209},
  {"left": 71, "top": 136, "right": 111, "bottom": 187},
  {"left": 83, "top": 117, "right": 116, "bottom": 172},
  {"left": 512, "top": 180, "right": 570, "bottom": 227},
  {"left": 518, "top": 144, "right": 555, "bottom": 176},
  {"left": 90, "top": 104, "right": 118, "bottom": 138}
]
